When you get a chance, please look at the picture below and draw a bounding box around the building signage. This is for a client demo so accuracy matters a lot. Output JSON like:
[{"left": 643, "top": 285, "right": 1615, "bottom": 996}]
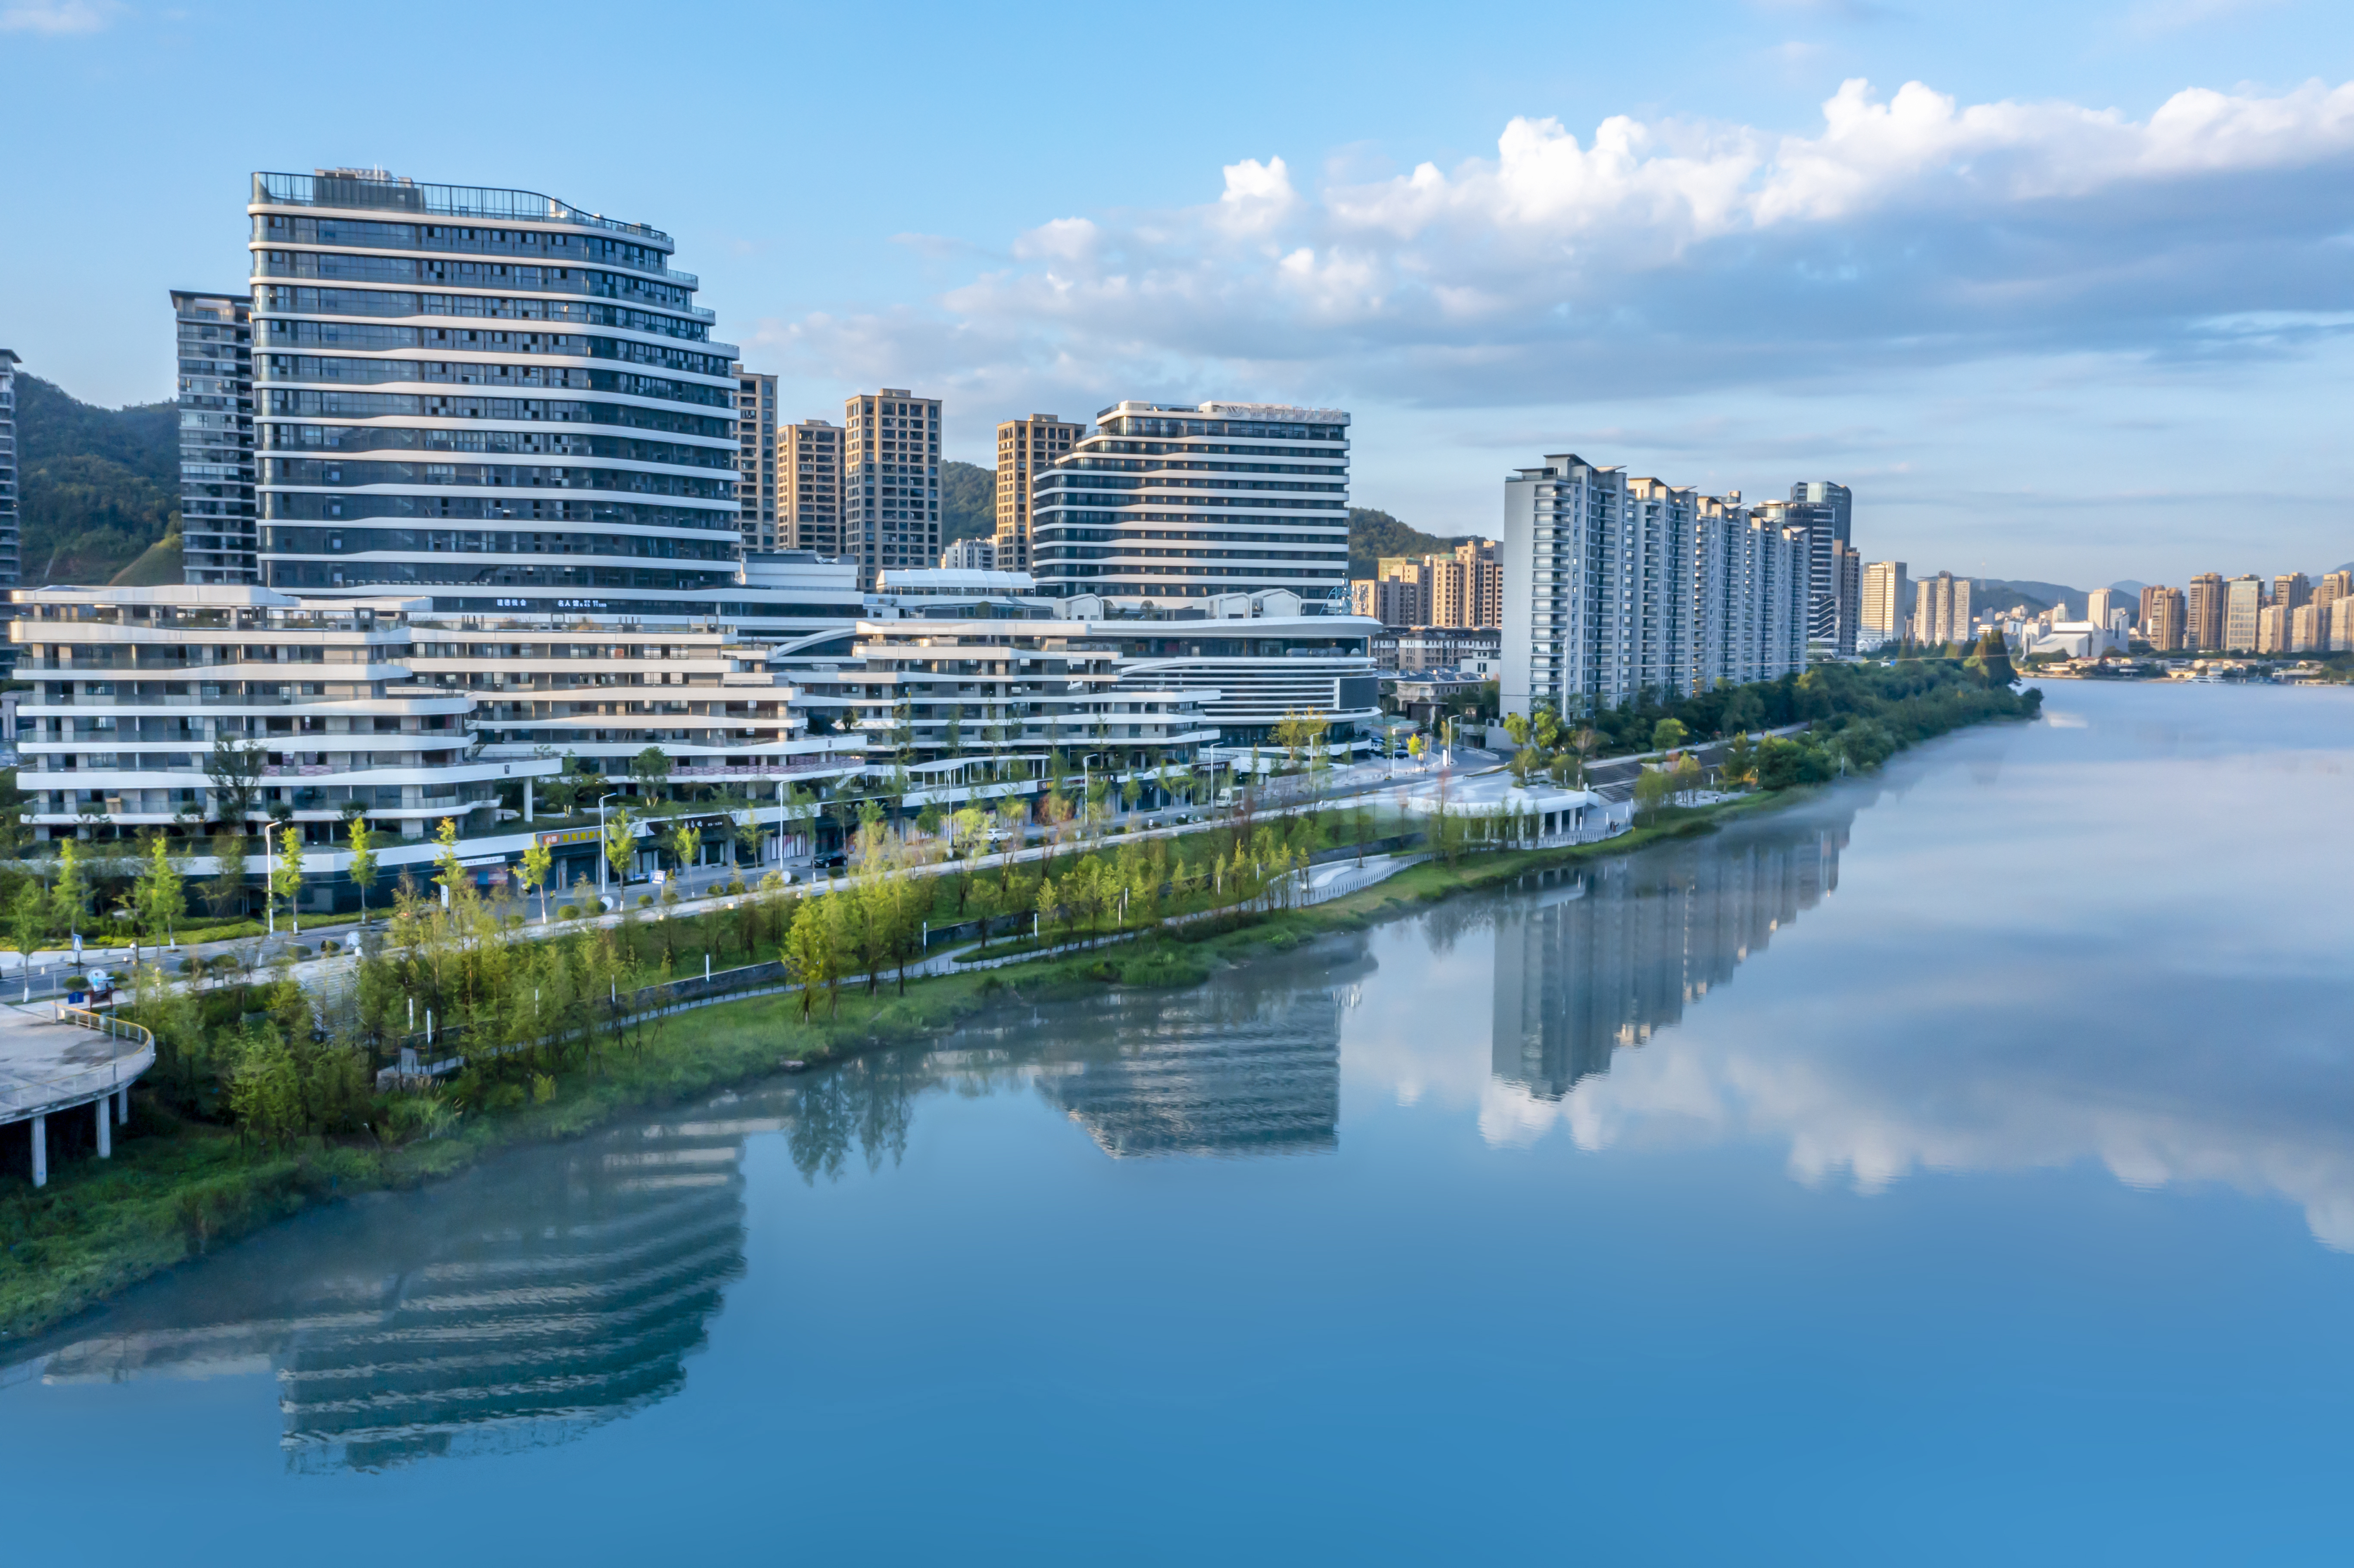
[
  {"left": 557, "top": 599, "right": 609, "bottom": 610},
  {"left": 536, "top": 827, "right": 600, "bottom": 848}
]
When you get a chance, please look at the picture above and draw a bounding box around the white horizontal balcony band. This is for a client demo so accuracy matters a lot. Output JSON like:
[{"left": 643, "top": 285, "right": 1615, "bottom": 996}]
[
  {"left": 256, "top": 414, "right": 737, "bottom": 452},
  {"left": 256, "top": 381, "right": 736, "bottom": 423},
  {"left": 262, "top": 453, "right": 738, "bottom": 484},
  {"left": 255, "top": 310, "right": 734, "bottom": 360},
  {"left": 29, "top": 762, "right": 535, "bottom": 790},
  {"left": 243, "top": 230, "right": 700, "bottom": 292},
  {"left": 262, "top": 485, "right": 739, "bottom": 515},
  {"left": 253, "top": 343, "right": 734, "bottom": 390}
]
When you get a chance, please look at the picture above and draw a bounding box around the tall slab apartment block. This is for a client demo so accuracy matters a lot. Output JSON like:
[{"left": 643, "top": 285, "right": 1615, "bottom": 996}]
[
  {"left": 734, "top": 368, "right": 777, "bottom": 552},
  {"left": 1501, "top": 455, "right": 1809, "bottom": 722},
  {"left": 844, "top": 389, "right": 939, "bottom": 591},
  {"left": 171, "top": 292, "right": 258, "bottom": 584},
  {"left": 994, "top": 413, "right": 1080, "bottom": 572},
  {"left": 784, "top": 418, "right": 843, "bottom": 556}
]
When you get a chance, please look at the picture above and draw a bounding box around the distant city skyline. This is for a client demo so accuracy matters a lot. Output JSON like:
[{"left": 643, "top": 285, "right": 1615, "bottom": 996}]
[{"left": 6, "top": 0, "right": 2354, "bottom": 583}]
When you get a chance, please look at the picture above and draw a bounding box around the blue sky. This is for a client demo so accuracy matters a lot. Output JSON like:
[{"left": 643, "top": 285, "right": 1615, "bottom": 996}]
[{"left": 7, "top": 0, "right": 2353, "bottom": 584}]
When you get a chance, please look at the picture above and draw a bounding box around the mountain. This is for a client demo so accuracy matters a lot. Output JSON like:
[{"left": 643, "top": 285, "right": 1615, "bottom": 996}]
[
  {"left": 1970, "top": 577, "right": 2084, "bottom": 616},
  {"left": 1348, "top": 508, "right": 1473, "bottom": 579},
  {"left": 15, "top": 374, "right": 181, "bottom": 586},
  {"left": 940, "top": 460, "right": 994, "bottom": 546}
]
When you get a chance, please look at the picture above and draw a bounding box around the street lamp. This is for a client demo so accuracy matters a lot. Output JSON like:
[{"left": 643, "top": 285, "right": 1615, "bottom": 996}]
[{"left": 258, "top": 819, "right": 277, "bottom": 937}]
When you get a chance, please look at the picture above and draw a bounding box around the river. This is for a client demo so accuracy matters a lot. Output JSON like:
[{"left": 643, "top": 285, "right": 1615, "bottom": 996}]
[{"left": 6, "top": 680, "right": 2353, "bottom": 1565}]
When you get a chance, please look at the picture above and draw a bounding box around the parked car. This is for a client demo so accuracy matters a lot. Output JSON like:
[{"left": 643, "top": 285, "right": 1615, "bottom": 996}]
[{"left": 815, "top": 851, "right": 848, "bottom": 870}]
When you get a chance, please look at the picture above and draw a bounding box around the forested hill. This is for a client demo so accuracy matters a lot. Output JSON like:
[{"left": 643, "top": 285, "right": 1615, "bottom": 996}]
[
  {"left": 941, "top": 460, "right": 994, "bottom": 545},
  {"left": 1348, "top": 507, "right": 1472, "bottom": 578},
  {"left": 16, "top": 374, "right": 181, "bottom": 585}
]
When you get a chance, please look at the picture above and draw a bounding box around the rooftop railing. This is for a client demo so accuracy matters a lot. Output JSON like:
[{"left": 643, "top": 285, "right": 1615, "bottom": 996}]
[{"left": 255, "top": 171, "right": 672, "bottom": 247}]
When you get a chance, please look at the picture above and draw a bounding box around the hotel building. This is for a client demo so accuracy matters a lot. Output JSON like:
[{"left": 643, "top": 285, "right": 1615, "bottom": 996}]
[
  {"left": 247, "top": 168, "right": 745, "bottom": 626},
  {"left": 1029, "top": 401, "right": 1351, "bottom": 606}
]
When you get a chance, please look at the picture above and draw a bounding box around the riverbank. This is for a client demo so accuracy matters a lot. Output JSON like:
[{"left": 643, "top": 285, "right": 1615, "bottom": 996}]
[{"left": 0, "top": 783, "right": 1807, "bottom": 1341}]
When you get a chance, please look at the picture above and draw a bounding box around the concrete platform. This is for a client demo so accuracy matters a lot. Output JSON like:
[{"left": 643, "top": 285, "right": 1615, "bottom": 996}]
[{"left": 0, "top": 1002, "right": 153, "bottom": 1187}]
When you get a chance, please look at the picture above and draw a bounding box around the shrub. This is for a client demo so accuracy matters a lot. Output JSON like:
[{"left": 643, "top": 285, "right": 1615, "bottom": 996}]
[
  {"left": 636, "top": 894, "right": 654, "bottom": 909},
  {"left": 557, "top": 904, "right": 579, "bottom": 921}
]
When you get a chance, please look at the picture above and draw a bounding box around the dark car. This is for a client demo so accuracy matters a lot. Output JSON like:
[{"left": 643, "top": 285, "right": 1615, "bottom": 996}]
[{"left": 815, "top": 852, "right": 848, "bottom": 870}]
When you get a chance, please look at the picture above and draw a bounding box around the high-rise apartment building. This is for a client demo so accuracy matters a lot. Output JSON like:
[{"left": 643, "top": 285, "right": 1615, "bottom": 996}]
[
  {"left": 0, "top": 350, "right": 18, "bottom": 599},
  {"left": 2290, "top": 603, "right": 2325, "bottom": 651},
  {"left": 2272, "top": 572, "right": 2310, "bottom": 618},
  {"left": 2329, "top": 597, "right": 2354, "bottom": 653},
  {"left": 171, "top": 292, "right": 257, "bottom": 585},
  {"left": 993, "top": 414, "right": 1080, "bottom": 573},
  {"left": 1912, "top": 572, "right": 1971, "bottom": 646},
  {"left": 2223, "top": 574, "right": 2264, "bottom": 650},
  {"left": 1832, "top": 542, "right": 1862, "bottom": 656},
  {"left": 1431, "top": 539, "right": 1501, "bottom": 629},
  {"left": 734, "top": 369, "right": 777, "bottom": 552},
  {"left": 2141, "top": 586, "right": 2185, "bottom": 650},
  {"left": 2186, "top": 572, "right": 2225, "bottom": 650},
  {"left": 844, "top": 388, "right": 940, "bottom": 590},
  {"left": 1862, "top": 560, "right": 1909, "bottom": 644},
  {"left": 783, "top": 418, "right": 843, "bottom": 556},
  {"left": 1371, "top": 555, "right": 1432, "bottom": 625},
  {"left": 1784, "top": 480, "right": 1853, "bottom": 646},
  {"left": 248, "top": 169, "right": 743, "bottom": 622},
  {"left": 1500, "top": 456, "right": 1807, "bottom": 720},
  {"left": 1351, "top": 574, "right": 1421, "bottom": 627},
  {"left": 2085, "top": 588, "right": 2120, "bottom": 629},
  {"left": 1030, "top": 401, "right": 1351, "bottom": 604},
  {"left": 2319, "top": 569, "right": 2352, "bottom": 608}
]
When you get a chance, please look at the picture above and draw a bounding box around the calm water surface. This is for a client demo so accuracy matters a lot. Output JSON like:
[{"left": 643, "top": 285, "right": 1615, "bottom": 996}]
[{"left": 7, "top": 681, "right": 2354, "bottom": 1565}]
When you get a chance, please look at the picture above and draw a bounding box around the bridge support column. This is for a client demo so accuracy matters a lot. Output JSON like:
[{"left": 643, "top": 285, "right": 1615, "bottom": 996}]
[
  {"left": 96, "top": 1097, "right": 111, "bottom": 1159},
  {"left": 117, "top": 1086, "right": 128, "bottom": 1126},
  {"left": 30, "top": 1113, "right": 45, "bottom": 1188}
]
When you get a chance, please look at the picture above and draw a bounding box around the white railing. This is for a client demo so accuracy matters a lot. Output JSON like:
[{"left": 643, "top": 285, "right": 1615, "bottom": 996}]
[{"left": 0, "top": 1008, "right": 156, "bottom": 1125}]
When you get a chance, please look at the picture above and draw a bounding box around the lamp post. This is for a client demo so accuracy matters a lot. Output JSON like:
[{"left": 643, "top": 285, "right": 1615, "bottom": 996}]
[
  {"left": 596, "top": 791, "right": 623, "bottom": 896},
  {"left": 258, "top": 819, "right": 277, "bottom": 938}
]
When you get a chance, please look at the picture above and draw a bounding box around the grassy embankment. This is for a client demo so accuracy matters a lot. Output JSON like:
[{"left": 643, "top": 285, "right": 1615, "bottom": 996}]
[{"left": 0, "top": 792, "right": 1764, "bottom": 1341}]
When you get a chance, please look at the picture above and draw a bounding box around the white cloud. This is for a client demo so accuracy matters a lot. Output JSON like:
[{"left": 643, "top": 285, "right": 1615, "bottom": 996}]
[
  {"left": 0, "top": 0, "right": 121, "bottom": 32},
  {"left": 775, "top": 76, "right": 2354, "bottom": 412}
]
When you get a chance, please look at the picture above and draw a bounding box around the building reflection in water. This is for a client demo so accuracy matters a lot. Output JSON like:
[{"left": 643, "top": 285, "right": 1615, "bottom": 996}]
[
  {"left": 1029, "top": 975, "right": 1354, "bottom": 1159},
  {"left": 11, "top": 976, "right": 1353, "bottom": 1467},
  {"left": 1493, "top": 813, "right": 1850, "bottom": 1099},
  {"left": 31, "top": 1105, "right": 757, "bottom": 1472}
]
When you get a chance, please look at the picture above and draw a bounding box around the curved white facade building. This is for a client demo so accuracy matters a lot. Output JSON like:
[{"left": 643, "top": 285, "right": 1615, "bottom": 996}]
[
  {"left": 248, "top": 170, "right": 745, "bottom": 624},
  {"left": 1029, "top": 401, "right": 1351, "bottom": 606}
]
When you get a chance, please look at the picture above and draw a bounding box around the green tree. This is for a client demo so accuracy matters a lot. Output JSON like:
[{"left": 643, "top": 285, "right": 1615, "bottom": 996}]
[
  {"left": 667, "top": 817, "right": 702, "bottom": 890},
  {"left": 348, "top": 816, "right": 379, "bottom": 924},
  {"left": 203, "top": 829, "right": 249, "bottom": 919},
  {"left": 521, "top": 838, "right": 554, "bottom": 922},
  {"left": 203, "top": 732, "right": 267, "bottom": 830},
  {"left": 430, "top": 815, "right": 464, "bottom": 907},
  {"left": 785, "top": 897, "right": 835, "bottom": 1021},
  {"left": 602, "top": 803, "right": 638, "bottom": 891},
  {"left": 1650, "top": 718, "right": 1688, "bottom": 753},
  {"left": 50, "top": 838, "right": 89, "bottom": 948},
  {"left": 132, "top": 831, "right": 185, "bottom": 944},
  {"left": 8, "top": 881, "right": 50, "bottom": 1001},
  {"left": 1633, "top": 766, "right": 1673, "bottom": 823},
  {"left": 272, "top": 823, "right": 305, "bottom": 934},
  {"left": 630, "top": 745, "right": 673, "bottom": 800},
  {"left": 1721, "top": 732, "right": 1758, "bottom": 788}
]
